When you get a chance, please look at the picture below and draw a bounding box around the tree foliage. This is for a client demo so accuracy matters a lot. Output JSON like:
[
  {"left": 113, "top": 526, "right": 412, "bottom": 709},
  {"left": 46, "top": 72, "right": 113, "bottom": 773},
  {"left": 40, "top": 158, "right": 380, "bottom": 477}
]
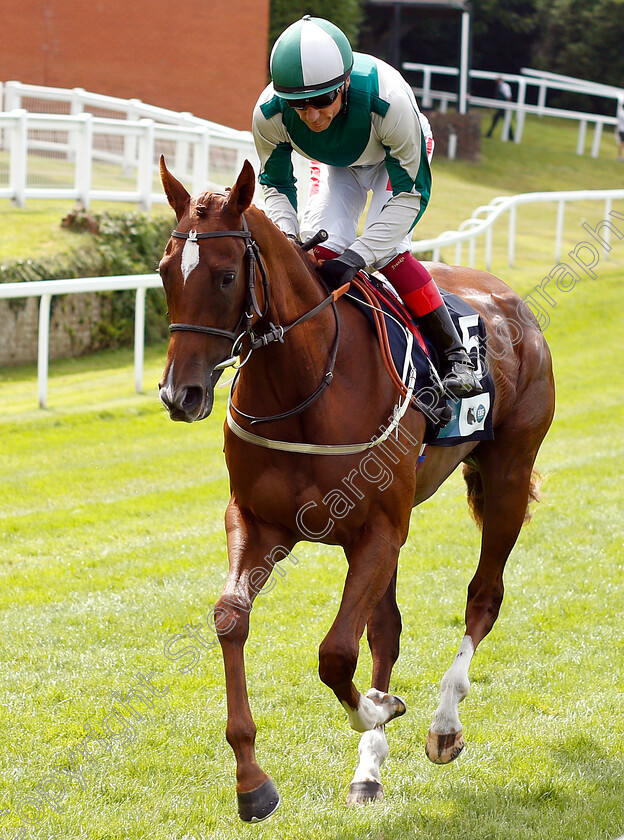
[
  {"left": 268, "top": 1, "right": 624, "bottom": 112},
  {"left": 533, "top": 0, "right": 624, "bottom": 89},
  {"left": 269, "top": 0, "right": 364, "bottom": 51}
]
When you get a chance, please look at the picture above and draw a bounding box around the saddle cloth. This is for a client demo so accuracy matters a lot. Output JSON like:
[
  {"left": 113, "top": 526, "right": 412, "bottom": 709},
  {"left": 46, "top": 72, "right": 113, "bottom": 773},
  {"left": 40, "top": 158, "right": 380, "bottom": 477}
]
[{"left": 345, "top": 277, "right": 495, "bottom": 447}]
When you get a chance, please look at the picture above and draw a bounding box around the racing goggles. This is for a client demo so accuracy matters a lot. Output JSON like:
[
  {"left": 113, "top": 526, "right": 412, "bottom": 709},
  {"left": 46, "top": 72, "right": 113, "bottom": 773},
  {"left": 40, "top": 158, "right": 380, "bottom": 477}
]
[{"left": 285, "top": 87, "right": 342, "bottom": 111}]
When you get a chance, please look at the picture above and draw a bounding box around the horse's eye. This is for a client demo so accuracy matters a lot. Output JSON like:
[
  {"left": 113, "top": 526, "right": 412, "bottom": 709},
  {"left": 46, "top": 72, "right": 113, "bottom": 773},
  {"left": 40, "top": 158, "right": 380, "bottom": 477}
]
[{"left": 222, "top": 272, "right": 236, "bottom": 287}]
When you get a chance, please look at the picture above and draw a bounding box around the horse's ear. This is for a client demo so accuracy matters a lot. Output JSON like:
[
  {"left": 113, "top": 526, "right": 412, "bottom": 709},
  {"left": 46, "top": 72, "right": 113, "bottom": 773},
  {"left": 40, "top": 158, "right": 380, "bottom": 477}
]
[
  {"left": 160, "top": 155, "right": 191, "bottom": 221},
  {"left": 225, "top": 160, "right": 256, "bottom": 216}
]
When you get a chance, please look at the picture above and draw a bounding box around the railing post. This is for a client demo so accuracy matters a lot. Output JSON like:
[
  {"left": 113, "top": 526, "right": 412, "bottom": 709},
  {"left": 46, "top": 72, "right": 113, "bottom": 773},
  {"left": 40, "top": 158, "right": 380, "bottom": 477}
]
[
  {"left": 134, "top": 287, "right": 146, "bottom": 394},
  {"left": 591, "top": 122, "right": 603, "bottom": 159},
  {"left": 576, "top": 119, "right": 587, "bottom": 155},
  {"left": 4, "top": 81, "right": 21, "bottom": 112},
  {"left": 9, "top": 109, "right": 27, "bottom": 208},
  {"left": 137, "top": 118, "right": 155, "bottom": 210},
  {"left": 38, "top": 294, "right": 52, "bottom": 410},
  {"left": 537, "top": 81, "right": 547, "bottom": 116},
  {"left": 125, "top": 99, "right": 142, "bottom": 177},
  {"left": 485, "top": 223, "right": 493, "bottom": 271},
  {"left": 69, "top": 87, "right": 86, "bottom": 163},
  {"left": 74, "top": 112, "right": 93, "bottom": 208},
  {"left": 422, "top": 67, "right": 432, "bottom": 109}
]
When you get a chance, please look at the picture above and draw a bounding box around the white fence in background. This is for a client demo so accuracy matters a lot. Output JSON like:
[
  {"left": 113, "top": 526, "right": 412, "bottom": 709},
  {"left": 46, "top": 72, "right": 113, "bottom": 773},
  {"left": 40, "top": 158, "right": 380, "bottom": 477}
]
[
  {"left": 0, "top": 81, "right": 312, "bottom": 209},
  {"left": 3, "top": 187, "right": 624, "bottom": 409},
  {"left": 411, "top": 188, "right": 624, "bottom": 268},
  {"left": 403, "top": 64, "right": 624, "bottom": 157},
  {"left": 0, "top": 273, "right": 161, "bottom": 408}
]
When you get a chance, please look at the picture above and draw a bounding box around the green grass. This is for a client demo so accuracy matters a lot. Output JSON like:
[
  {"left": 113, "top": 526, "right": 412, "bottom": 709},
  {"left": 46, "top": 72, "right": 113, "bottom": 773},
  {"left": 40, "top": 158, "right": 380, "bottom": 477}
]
[{"left": 1, "top": 114, "right": 624, "bottom": 839}]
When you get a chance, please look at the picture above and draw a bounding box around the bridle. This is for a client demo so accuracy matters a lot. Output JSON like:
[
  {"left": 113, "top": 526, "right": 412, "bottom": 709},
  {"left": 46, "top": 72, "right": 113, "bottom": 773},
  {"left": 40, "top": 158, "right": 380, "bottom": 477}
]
[
  {"left": 168, "top": 215, "right": 270, "bottom": 366},
  {"left": 166, "top": 217, "right": 348, "bottom": 424},
  {"left": 164, "top": 218, "right": 424, "bottom": 456}
]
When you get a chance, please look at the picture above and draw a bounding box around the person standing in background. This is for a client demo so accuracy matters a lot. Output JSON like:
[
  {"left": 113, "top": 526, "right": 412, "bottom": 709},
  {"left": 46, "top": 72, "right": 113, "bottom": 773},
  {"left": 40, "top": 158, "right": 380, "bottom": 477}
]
[{"left": 486, "top": 76, "right": 515, "bottom": 141}]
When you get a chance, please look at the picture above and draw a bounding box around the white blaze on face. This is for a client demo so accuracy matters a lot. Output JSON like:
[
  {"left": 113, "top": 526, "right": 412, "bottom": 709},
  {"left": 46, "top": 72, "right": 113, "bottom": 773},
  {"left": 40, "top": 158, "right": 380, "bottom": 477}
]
[{"left": 181, "top": 230, "right": 200, "bottom": 284}]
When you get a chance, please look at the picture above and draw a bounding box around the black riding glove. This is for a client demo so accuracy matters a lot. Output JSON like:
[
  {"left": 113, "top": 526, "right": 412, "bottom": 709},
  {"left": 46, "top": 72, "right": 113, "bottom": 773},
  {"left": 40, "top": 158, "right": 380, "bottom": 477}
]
[{"left": 318, "top": 249, "right": 366, "bottom": 289}]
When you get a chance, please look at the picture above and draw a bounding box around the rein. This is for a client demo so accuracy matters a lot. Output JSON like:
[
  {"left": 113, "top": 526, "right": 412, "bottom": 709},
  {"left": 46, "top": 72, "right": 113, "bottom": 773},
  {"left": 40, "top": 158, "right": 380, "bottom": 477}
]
[{"left": 166, "top": 218, "right": 425, "bottom": 455}]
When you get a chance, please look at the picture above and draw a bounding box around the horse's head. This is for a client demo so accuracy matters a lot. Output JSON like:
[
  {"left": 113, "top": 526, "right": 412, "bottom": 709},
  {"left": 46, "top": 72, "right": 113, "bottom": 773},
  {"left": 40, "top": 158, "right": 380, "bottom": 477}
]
[{"left": 158, "top": 157, "right": 257, "bottom": 422}]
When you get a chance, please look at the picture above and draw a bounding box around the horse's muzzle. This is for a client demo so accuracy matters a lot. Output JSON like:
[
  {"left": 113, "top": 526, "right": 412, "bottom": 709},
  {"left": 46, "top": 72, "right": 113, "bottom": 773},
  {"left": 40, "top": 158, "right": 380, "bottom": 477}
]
[
  {"left": 159, "top": 368, "right": 222, "bottom": 422},
  {"left": 159, "top": 384, "right": 212, "bottom": 422}
]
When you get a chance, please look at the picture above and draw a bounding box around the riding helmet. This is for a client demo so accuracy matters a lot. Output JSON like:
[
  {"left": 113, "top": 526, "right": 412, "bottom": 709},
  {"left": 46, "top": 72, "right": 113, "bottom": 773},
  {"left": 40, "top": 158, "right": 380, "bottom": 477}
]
[{"left": 270, "top": 16, "right": 353, "bottom": 99}]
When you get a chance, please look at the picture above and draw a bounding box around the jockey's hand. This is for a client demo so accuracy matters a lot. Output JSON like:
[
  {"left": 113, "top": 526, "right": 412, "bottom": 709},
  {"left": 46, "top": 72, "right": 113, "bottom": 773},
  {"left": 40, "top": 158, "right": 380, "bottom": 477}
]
[{"left": 318, "top": 249, "right": 365, "bottom": 289}]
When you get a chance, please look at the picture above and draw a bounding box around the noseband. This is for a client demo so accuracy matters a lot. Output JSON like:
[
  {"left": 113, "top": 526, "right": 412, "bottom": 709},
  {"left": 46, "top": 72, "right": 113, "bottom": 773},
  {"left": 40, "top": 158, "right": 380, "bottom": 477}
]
[{"left": 168, "top": 214, "right": 270, "bottom": 355}]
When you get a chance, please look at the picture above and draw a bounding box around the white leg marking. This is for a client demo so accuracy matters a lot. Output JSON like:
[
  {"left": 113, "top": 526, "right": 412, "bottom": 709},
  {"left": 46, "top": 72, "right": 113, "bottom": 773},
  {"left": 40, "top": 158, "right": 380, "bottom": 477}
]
[
  {"left": 342, "top": 687, "right": 406, "bottom": 733},
  {"left": 350, "top": 726, "right": 389, "bottom": 785},
  {"left": 430, "top": 635, "right": 474, "bottom": 735}
]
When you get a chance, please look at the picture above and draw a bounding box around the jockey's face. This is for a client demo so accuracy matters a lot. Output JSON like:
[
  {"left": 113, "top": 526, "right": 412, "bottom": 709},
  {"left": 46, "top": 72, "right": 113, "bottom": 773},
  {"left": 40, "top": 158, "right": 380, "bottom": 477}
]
[{"left": 293, "top": 85, "right": 345, "bottom": 133}]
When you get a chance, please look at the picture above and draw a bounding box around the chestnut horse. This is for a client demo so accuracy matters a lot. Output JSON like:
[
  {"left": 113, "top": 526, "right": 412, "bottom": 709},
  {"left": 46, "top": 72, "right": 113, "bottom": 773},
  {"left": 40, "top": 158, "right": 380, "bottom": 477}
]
[{"left": 158, "top": 158, "right": 555, "bottom": 822}]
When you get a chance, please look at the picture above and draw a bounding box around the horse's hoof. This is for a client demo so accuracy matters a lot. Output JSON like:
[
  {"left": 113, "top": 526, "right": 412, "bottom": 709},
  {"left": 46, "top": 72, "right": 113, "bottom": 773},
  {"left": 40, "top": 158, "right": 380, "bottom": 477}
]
[
  {"left": 237, "top": 778, "right": 281, "bottom": 822},
  {"left": 365, "top": 688, "right": 407, "bottom": 723},
  {"left": 425, "top": 728, "right": 465, "bottom": 764},
  {"left": 346, "top": 780, "right": 384, "bottom": 806}
]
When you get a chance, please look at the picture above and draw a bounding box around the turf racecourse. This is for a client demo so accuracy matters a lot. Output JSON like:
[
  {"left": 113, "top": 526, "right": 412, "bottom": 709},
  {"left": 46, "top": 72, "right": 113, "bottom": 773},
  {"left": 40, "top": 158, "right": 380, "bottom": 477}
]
[
  {"left": 1, "top": 259, "right": 623, "bottom": 839},
  {"left": 1, "top": 124, "right": 624, "bottom": 837}
]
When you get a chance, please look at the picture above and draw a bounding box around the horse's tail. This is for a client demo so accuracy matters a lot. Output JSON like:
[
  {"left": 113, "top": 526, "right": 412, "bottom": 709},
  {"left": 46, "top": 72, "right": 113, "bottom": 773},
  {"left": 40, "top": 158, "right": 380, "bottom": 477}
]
[{"left": 462, "top": 462, "right": 544, "bottom": 529}]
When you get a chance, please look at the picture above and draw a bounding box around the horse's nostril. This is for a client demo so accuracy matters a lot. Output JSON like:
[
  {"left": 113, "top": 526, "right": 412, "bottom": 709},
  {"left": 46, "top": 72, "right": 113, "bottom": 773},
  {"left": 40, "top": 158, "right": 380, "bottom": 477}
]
[{"left": 182, "top": 386, "right": 203, "bottom": 411}]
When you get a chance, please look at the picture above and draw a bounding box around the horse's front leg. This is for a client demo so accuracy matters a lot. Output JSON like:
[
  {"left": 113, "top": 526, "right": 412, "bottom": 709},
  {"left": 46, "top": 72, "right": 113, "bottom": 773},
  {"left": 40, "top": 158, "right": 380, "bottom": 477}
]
[
  {"left": 320, "top": 522, "right": 406, "bottom": 743},
  {"left": 214, "top": 498, "right": 296, "bottom": 822},
  {"left": 346, "top": 570, "right": 402, "bottom": 805}
]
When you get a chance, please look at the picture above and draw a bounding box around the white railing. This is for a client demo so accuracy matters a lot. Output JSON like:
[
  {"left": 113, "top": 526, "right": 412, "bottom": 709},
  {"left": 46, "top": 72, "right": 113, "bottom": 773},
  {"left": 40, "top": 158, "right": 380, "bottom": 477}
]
[
  {"left": 403, "top": 63, "right": 624, "bottom": 156},
  {"left": 411, "top": 188, "right": 624, "bottom": 268},
  {"left": 3, "top": 187, "right": 624, "bottom": 409},
  {"left": 0, "top": 83, "right": 315, "bottom": 209},
  {"left": 0, "top": 80, "right": 245, "bottom": 138},
  {"left": 0, "top": 108, "right": 260, "bottom": 209},
  {"left": 0, "top": 80, "right": 308, "bottom": 209},
  {"left": 0, "top": 273, "right": 161, "bottom": 409}
]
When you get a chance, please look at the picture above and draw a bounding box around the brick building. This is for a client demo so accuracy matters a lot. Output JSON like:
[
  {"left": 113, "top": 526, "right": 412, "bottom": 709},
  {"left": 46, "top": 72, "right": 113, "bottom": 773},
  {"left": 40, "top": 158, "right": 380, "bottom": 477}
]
[{"left": 0, "top": 0, "right": 270, "bottom": 131}]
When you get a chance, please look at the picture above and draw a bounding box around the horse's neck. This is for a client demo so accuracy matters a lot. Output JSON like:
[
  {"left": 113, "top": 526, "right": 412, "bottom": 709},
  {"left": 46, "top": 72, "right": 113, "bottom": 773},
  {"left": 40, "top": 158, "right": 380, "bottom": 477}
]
[
  {"left": 253, "top": 215, "right": 327, "bottom": 332},
  {"left": 242, "top": 216, "right": 336, "bottom": 393}
]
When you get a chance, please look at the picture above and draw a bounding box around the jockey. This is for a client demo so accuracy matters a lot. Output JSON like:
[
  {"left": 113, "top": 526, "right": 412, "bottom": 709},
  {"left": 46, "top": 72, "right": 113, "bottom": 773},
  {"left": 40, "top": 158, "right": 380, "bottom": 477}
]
[{"left": 252, "top": 15, "right": 482, "bottom": 398}]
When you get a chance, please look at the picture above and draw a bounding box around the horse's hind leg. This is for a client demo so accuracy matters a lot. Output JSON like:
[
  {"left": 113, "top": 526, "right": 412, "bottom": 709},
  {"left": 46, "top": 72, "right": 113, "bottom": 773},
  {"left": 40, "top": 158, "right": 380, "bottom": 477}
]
[
  {"left": 426, "top": 411, "right": 552, "bottom": 764},
  {"left": 346, "top": 571, "right": 402, "bottom": 805}
]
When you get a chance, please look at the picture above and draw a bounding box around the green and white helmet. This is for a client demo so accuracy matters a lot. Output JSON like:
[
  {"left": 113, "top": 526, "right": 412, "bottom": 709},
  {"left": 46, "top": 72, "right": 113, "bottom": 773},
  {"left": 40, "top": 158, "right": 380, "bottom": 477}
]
[{"left": 270, "top": 16, "right": 353, "bottom": 100}]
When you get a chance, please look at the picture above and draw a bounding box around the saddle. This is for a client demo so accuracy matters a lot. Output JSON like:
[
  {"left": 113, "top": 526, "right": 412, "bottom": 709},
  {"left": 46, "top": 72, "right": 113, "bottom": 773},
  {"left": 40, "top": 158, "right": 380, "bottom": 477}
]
[{"left": 345, "top": 272, "right": 495, "bottom": 446}]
